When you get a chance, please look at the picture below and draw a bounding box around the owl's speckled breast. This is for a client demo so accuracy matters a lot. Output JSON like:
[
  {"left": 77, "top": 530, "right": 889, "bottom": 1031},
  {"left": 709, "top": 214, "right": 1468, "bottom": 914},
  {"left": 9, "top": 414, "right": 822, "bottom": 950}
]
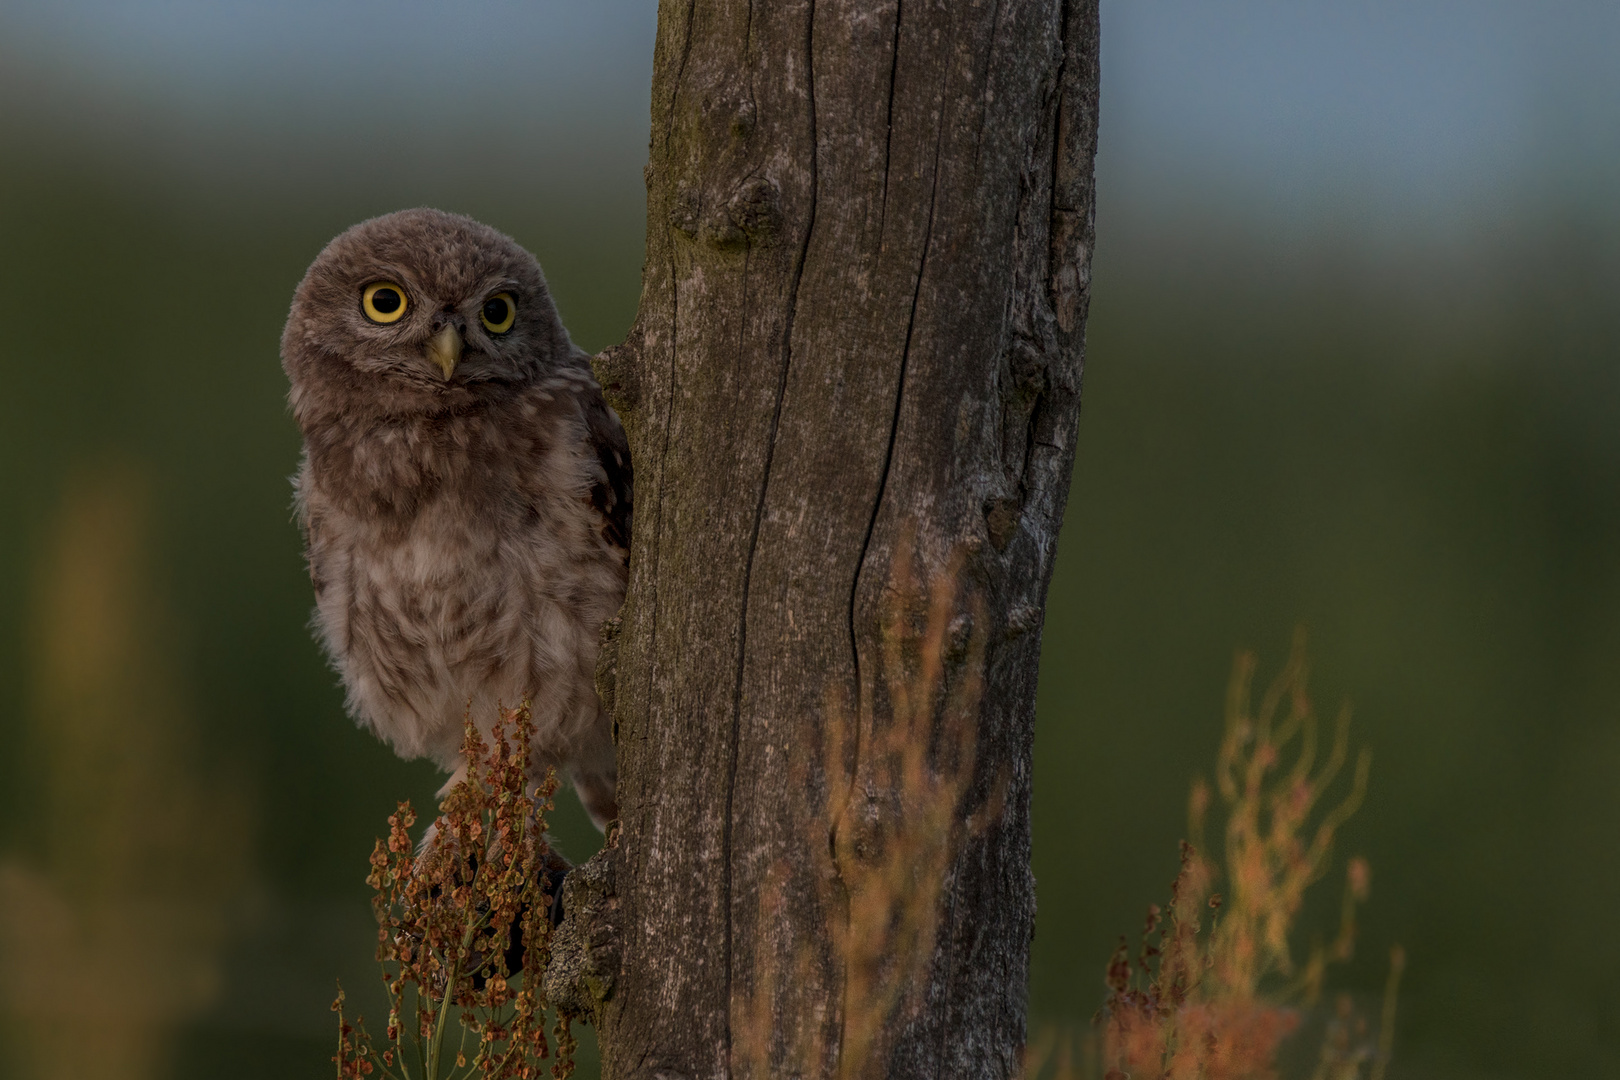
[{"left": 297, "top": 383, "right": 624, "bottom": 819}]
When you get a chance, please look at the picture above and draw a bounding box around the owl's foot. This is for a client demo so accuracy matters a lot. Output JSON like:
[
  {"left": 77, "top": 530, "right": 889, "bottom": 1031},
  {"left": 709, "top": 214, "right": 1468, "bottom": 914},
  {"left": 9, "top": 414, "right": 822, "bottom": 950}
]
[
  {"left": 407, "top": 848, "right": 571, "bottom": 988},
  {"left": 487, "top": 857, "right": 571, "bottom": 981}
]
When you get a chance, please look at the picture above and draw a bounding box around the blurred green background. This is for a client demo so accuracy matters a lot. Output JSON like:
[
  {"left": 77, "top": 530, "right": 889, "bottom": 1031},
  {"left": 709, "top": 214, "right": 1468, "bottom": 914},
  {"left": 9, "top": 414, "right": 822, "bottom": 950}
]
[{"left": 0, "top": 2, "right": 1615, "bottom": 1078}]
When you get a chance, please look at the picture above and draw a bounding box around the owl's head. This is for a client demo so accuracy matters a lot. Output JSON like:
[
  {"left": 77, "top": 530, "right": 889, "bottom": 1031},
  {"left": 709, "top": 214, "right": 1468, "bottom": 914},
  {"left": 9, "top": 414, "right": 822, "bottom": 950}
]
[{"left": 282, "top": 208, "right": 574, "bottom": 423}]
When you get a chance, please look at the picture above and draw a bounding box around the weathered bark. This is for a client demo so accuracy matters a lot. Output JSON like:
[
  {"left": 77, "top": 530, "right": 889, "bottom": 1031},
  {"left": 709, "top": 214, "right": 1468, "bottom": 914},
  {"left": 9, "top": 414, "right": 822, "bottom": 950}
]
[{"left": 570, "top": 3, "right": 1100, "bottom": 1078}]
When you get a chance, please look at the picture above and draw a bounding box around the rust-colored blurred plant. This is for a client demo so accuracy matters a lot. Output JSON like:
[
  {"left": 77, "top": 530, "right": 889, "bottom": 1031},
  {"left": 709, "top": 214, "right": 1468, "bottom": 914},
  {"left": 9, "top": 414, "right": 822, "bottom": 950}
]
[
  {"left": 734, "top": 540, "right": 996, "bottom": 1078},
  {"left": 825, "top": 545, "right": 995, "bottom": 1074},
  {"left": 333, "top": 703, "right": 572, "bottom": 1080},
  {"left": 1033, "top": 632, "right": 1401, "bottom": 1080}
]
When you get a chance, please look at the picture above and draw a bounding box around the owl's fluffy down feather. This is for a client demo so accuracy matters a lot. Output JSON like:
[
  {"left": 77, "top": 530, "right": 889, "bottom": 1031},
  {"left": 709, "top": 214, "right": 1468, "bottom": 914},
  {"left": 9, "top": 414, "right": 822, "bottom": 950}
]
[{"left": 281, "top": 209, "right": 629, "bottom": 828}]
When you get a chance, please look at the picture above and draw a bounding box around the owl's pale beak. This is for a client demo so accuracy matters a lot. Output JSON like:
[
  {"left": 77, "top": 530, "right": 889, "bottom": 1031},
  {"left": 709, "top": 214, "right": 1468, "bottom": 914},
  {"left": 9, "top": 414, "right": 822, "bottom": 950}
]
[{"left": 427, "top": 325, "right": 463, "bottom": 378}]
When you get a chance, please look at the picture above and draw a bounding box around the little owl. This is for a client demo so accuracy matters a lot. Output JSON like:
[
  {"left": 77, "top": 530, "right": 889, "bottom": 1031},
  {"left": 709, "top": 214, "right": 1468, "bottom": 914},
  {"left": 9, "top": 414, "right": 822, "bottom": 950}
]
[{"left": 281, "top": 208, "right": 629, "bottom": 830}]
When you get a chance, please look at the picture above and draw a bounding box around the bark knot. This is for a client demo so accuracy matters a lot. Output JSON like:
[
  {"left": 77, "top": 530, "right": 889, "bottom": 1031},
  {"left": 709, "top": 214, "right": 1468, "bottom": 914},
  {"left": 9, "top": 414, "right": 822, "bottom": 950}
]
[
  {"left": 593, "top": 342, "right": 642, "bottom": 419},
  {"left": 669, "top": 177, "right": 783, "bottom": 249},
  {"left": 541, "top": 843, "right": 621, "bottom": 1023}
]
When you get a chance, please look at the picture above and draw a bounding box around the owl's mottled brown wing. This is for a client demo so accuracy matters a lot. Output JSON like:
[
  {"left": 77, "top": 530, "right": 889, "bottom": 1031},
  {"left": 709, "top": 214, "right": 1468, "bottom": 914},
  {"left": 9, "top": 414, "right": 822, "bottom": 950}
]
[{"left": 584, "top": 395, "right": 632, "bottom": 564}]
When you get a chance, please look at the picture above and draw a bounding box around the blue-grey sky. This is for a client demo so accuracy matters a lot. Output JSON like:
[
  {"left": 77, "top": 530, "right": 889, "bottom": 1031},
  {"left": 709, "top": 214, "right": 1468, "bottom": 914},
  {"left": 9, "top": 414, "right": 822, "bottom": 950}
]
[
  {"left": 2, "top": 0, "right": 1616, "bottom": 220},
  {"left": 1105, "top": 0, "right": 1620, "bottom": 216},
  {"left": 0, "top": 2, "right": 656, "bottom": 121}
]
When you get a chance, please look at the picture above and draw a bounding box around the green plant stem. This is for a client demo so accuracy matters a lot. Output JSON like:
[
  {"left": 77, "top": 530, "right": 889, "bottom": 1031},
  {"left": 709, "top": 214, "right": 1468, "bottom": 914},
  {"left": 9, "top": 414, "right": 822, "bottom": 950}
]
[
  {"left": 1369, "top": 947, "right": 1405, "bottom": 1080},
  {"left": 335, "top": 994, "right": 347, "bottom": 1080},
  {"left": 413, "top": 985, "right": 428, "bottom": 1080},
  {"left": 430, "top": 917, "right": 479, "bottom": 1079}
]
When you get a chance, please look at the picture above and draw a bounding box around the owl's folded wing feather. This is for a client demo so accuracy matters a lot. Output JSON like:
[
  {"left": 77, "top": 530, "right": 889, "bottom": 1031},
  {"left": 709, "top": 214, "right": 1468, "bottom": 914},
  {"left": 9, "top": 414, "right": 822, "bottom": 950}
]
[{"left": 584, "top": 394, "right": 633, "bottom": 565}]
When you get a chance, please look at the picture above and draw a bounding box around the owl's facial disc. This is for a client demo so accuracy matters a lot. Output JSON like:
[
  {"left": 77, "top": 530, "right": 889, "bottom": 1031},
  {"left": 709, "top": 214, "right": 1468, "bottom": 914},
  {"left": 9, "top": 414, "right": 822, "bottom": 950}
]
[{"left": 426, "top": 324, "right": 464, "bottom": 379}]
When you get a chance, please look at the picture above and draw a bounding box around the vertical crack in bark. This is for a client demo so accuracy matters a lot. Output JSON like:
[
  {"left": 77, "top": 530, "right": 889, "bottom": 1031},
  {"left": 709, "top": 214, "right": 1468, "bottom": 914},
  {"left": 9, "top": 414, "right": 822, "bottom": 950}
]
[
  {"left": 643, "top": 260, "right": 679, "bottom": 764},
  {"left": 839, "top": 4, "right": 952, "bottom": 1070},
  {"left": 720, "top": 242, "right": 752, "bottom": 1078},
  {"left": 641, "top": 2, "right": 699, "bottom": 771},
  {"left": 722, "top": 5, "right": 818, "bottom": 1075},
  {"left": 717, "top": 12, "right": 760, "bottom": 1069},
  {"left": 638, "top": 19, "right": 696, "bottom": 777},
  {"left": 847, "top": 0, "right": 952, "bottom": 791},
  {"left": 832, "top": 15, "right": 906, "bottom": 995},
  {"left": 931, "top": 18, "right": 1009, "bottom": 1070},
  {"left": 876, "top": 0, "right": 903, "bottom": 238},
  {"left": 844, "top": 0, "right": 906, "bottom": 845},
  {"left": 930, "top": 867, "right": 964, "bottom": 1080},
  {"left": 1048, "top": 0, "right": 1071, "bottom": 217},
  {"left": 972, "top": 0, "right": 1005, "bottom": 161},
  {"left": 667, "top": 0, "right": 698, "bottom": 130}
]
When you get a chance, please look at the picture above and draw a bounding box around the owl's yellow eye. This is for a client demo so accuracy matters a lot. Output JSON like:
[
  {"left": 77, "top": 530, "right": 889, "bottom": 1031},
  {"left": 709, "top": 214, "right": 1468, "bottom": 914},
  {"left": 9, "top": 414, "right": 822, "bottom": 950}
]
[
  {"left": 480, "top": 293, "right": 516, "bottom": 334},
  {"left": 362, "top": 282, "right": 409, "bottom": 324}
]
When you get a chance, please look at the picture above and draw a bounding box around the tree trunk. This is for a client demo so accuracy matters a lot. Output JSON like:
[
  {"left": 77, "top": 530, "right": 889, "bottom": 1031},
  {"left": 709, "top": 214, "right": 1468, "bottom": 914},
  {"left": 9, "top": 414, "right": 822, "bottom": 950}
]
[{"left": 570, "top": 3, "right": 1099, "bottom": 1077}]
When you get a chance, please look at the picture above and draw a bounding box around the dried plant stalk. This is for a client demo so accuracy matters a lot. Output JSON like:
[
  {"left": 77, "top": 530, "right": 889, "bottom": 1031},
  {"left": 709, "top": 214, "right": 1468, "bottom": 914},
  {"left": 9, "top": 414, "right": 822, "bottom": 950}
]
[
  {"left": 1034, "top": 632, "right": 1403, "bottom": 1080},
  {"left": 735, "top": 538, "right": 995, "bottom": 1079},
  {"left": 335, "top": 703, "right": 570, "bottom": 1080},
  {"left": 826, "top": 541, "right": 991, "bottom": 1075}
]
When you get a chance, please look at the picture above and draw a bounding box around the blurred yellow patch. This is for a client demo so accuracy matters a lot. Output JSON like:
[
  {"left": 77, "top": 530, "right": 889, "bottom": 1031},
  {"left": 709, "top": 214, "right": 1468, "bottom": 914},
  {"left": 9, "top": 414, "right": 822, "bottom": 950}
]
[{"left": 0, "top": 464, "right": 252, "bottom": 1080}]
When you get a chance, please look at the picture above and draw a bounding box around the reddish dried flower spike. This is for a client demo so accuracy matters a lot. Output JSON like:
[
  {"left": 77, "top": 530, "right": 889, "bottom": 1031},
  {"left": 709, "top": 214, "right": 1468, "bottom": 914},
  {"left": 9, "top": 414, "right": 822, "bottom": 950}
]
[
  {"left": 341, "top": 701, "right": 568, "bottom": 1079},
  {"left": 1094, "top": 636, "right": 1393, "bottom": 1080}
]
